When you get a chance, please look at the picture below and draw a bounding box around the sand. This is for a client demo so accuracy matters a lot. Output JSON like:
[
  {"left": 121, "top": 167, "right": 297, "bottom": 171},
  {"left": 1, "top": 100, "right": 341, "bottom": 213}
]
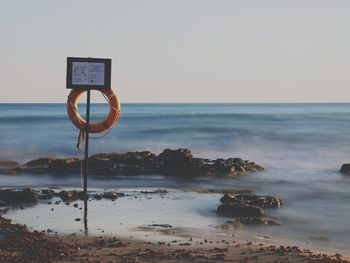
[{"left": 1, "top": 212, "right": 349, "bottom": 263}]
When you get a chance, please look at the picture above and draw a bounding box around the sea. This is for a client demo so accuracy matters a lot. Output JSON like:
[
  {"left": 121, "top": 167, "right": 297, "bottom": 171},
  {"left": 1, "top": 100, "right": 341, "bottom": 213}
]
[{"left": 1, "top": 103, "right": 350, "bottom": 253}]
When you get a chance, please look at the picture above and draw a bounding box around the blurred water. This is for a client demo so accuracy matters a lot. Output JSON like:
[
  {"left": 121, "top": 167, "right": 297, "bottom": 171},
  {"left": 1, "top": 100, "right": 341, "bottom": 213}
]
[{"left": 1, "top": 103, "right": 350, "bottom": 253}]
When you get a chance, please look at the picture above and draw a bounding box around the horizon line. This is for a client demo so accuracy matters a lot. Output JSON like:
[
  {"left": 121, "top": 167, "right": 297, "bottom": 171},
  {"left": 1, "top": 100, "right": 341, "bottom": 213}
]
[{"left": 1, "top": 101, "right": 350, "bottom": 104}]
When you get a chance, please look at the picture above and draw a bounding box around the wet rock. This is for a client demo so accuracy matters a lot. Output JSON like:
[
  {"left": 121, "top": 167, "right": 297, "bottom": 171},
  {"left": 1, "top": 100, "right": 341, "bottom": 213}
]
[
  {"left": 25, "top": 157, "right": 79, "bottom": 174},
  {"left": 0, "top": 188, "right": 38, "bottom": 206},
  {"left": 102, "top": 192, "right": 124, "bottom": 200},
  {"left": 57, "top": 190, "right": 85, "bottom": 202},
  {"left": 48, "top": 158, "right": 80, "bottom": 174},
  {"left": 9, "top": 148, "right": 265, "bottom": 178},
  {"left": 0, "top": 160, "right": 20, "bottom": 168},
  {"left": 236, "top": 217, "right": 281, "bottom": 225},
  {"left": 217, "top": 194, "right": 283, "bottom": 225},
  {"left": 220, "top": 194, "right": 283, "bottom": 208},
  {"left": 38, "top": 189, "right": 54, "bottom": 200},
  {"left": 340, "top": 163, "right": 350, "bottom": 175},
  {"left": 150, "top": 224, "right": 172, "bottom": 228},
  {"left": 121, "top": 151, "right": 157, "bottom": 165},
  {"left": 25, "top": 157, "right": 56, "bottom": 167},
  {"left": 23, "top": 157, "right": 57, "bottom": 173},
  {"left": 157, "top": 149, "right": 215, "bottom": 176},
  {"left": 214, "top": 159, "right": 234, "bottom": 174},
  {"left": 89, "top": 151, "right": 160, "bottom": 175},
  {"left": 140, "top": 189, "right": 168, "bottom": 194},
  {"left": 217, "top": 203, "right": 265, "bottom": 217},
  {"left": 0, "top": 160, "right": 21, "bottom": 175}
]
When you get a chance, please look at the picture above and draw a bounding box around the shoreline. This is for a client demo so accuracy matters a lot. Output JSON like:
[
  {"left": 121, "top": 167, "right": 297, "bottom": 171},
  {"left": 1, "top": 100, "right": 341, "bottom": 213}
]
[
  {"left": 1, "top": 186, "right": 350, "bottom": 262},
  {"left": 1, "top": 212, "right": 349, "bottom": 262}
]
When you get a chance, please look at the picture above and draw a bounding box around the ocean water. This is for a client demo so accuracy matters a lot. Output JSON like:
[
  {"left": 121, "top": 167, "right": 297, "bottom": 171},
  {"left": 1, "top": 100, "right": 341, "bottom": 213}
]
[{"left": 1, "top": 103, "right": 350, "bottom": 253}]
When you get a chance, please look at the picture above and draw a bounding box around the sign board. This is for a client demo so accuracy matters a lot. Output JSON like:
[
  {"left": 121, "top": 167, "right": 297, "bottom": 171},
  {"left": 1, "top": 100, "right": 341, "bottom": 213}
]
[{"left": 66, "top": 57, "right": 111, "bottom": 89}]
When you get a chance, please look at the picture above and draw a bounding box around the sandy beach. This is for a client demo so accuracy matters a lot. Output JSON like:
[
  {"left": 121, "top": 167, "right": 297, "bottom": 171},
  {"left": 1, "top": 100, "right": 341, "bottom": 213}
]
[
  {"left": 1, "top": 210, "right": 349, "bottom": 263},
  {"left": 1, "top": 181, "right": 350, "bottom": 262}
]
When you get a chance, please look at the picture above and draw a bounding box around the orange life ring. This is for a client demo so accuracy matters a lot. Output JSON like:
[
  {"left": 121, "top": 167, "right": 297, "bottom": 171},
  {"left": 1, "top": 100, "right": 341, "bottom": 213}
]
[{"left": 67, "top": 88, "right": 121, "bottom": 133}]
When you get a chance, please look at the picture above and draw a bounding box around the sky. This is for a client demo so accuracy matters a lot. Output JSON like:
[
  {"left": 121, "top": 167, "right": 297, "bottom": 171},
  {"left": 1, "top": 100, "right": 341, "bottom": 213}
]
[{"left": 0, "top": 0, "right": 350, "bottom": 103}]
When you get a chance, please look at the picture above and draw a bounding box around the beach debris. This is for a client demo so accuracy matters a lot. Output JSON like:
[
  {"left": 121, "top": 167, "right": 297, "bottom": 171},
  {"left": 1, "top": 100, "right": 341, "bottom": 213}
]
[
  {"left": 11, "top": 148, "right": 265, "bottom": 177},
  {"left": 217, "top": 194, "right": 283, "bottom": 225}
]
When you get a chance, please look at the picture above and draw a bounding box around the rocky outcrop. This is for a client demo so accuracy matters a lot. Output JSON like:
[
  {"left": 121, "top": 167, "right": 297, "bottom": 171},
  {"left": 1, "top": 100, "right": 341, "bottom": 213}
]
[
  {"left": 0, "top": 160, "right": 21, "bottom": 175},
  {"left": 217, "top": 194, "right": 283, "bottom": 225},
  {"left": 217, "top": 203, "right": 264, "bottom": 217},
  {"left": 220, "top": 194, "right": 283, "bottom": 209},
  {"left": 6, "top": 148, "right": 264, "bottom": 177}
]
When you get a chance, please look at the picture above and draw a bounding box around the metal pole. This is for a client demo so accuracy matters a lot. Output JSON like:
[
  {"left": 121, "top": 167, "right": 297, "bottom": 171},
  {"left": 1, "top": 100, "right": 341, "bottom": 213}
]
[{"left": 83, "top": 89, "right": 91, "bottom": 233}]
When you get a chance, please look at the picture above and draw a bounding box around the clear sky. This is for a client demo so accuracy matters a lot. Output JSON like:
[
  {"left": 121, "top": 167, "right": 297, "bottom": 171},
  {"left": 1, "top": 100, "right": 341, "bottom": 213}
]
[{"left": 1, "top": 0, "right": 349, "bottom": 103}]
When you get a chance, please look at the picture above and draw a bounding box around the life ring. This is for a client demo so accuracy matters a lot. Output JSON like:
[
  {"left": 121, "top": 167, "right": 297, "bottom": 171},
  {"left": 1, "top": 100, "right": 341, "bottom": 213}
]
[{"left": 67, "top": 88, "right": 121, "bottom": 133}]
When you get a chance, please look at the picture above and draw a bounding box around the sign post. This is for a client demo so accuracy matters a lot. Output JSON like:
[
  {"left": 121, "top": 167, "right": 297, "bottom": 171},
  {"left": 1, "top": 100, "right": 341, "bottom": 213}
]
[
  {"left": 83, "top": 89, "right": 90, "bottom": 231},
  {"left": 66, "top": 57, "right": 113, "bottom": 232}
]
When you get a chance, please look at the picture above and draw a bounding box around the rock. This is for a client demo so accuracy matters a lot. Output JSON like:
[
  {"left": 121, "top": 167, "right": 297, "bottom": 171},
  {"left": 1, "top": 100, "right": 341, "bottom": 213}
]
[
  {"left": 217, "top": 203, "right": 265, "bottom": 217},
  {"left": 157, "top": 148, "right": 212, "bottom": 175},
  {"left": 48, "top": 158, "right": 80, "bottom": 174},
  {"left": 217, "top": 194, "right": 283, "bottom": 225},
  {"left": 214, "top": 159, "right": 233, "bottom": 173},
  {"left": 0, "top": 168, "right": 20, "bottom": 175},
  {"left": 0, "top": 160, "right": 21, "bottom": 175},
  {"left": 219, "top": 217, "right": 280, "bottom": 229},
  {"left": 122, "top": 151, "right": 157, "bottom": 166},
  {"left": 149, "top": 224, "right": 172, "bottom": 228},
  {"left": 25, "top": 157, "right": 56, "bottom": 167},
  {"left": 0, "top": 160, "right": 20, "bottom": 168},
  {"left": 140, "top": 189, "right": 168, "bottom": 194},
  {"left": 23, "top": 157, "right": 57, "bottom": 174},
  {"left": 0, "top": 188, "right": 38, "bottom": 206},
  {"left": 57, "top": 190, "right": 85, "bottom": 202},
  {"left": 5, "top": 148, "right": 265, "bottom": 178},
  {"left": 102, "top": 192, "right": 124, "bottom": 200},
  {"left": 220, "top": 194, "right": 283, "bottom": 208},
  {"left": 340, "top": 163, "right": 350, "bottom": 174}
]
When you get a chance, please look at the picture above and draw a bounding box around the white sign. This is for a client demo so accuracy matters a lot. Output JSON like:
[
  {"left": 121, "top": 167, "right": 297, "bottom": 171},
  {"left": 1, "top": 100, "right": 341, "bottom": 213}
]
[
  {"left": 88, "top": 62, "right": 105, "bottom": 85},
  {"left": 72, "top": 62, "right": 105, "bottom": 86}
]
